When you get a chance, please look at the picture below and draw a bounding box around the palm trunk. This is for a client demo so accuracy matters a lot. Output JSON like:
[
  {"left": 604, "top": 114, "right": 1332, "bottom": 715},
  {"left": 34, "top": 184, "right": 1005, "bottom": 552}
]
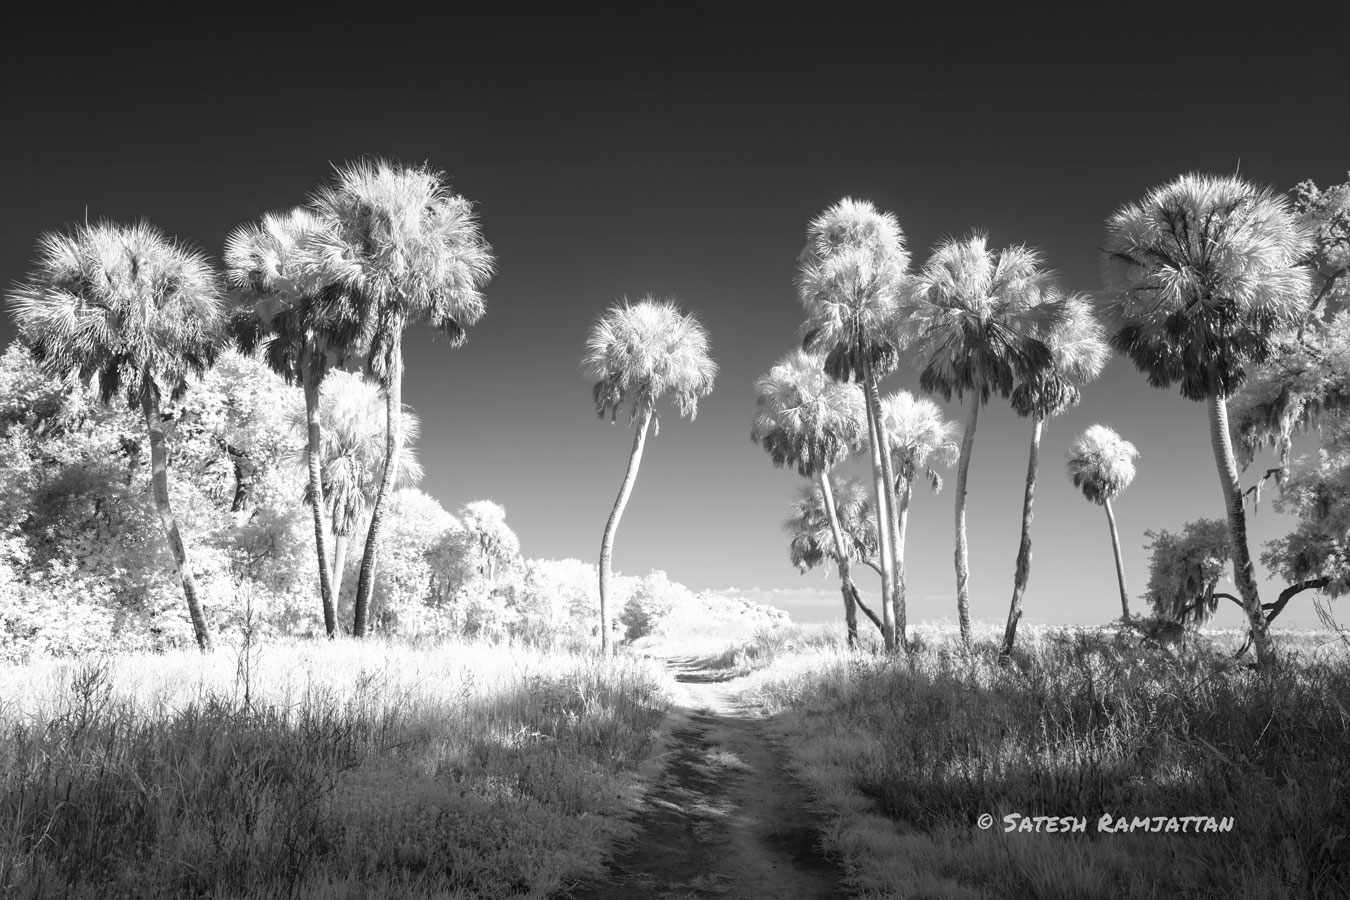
[
  {"left": 353, "top": 336, "right": 403, "bottom": 638},
  {"left": 142, "top": 386, "right": 212, "bottom": 652},
  {"left": 861, "top": 358, "right": 898, "bottom": 652},
  {"left": 895, "top": 477, "right": 912, "bottom": 648},
  {"left": 818, "top": 469, "right": 859, "bottom": 647},
  {"left": 302, "top": 351, "right": 337, "bottom": 639},
  {"left": 954, "top": 397, "right": 980, "bottom": 649},
  {"left": 1104, "top": 499, "right": 1130, "bottom": 621},
  {"left": 1001, "top": 416, "right": 1042, "bottom": 658},
  {"left": 598, "top": 405, "right": 653, "bottom": 655},
  {"left": 848, "top": 580, "right": 884, "bottom": 634},
  {"left": 331, "top": 530, "right": 349, "bottom": 623},
  {"left": 1207, "top": 392, "right": 1275, "bottom": 666}
]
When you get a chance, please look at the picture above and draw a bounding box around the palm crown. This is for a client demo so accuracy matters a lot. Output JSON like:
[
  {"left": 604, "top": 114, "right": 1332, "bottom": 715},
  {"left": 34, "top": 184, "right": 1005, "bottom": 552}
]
[
  {"left": 879, "top": 391, "right": 960, "bottom": 491},
  {"left": 751, "top": 349, "right": 867, "bottom": 477},
  {"left": 1011, "top": 293, "right": 1109, "bottom": 419},
  {"left": 1066, "top": 424, "right": 1138, "bottom": 504},
  {"left": 786, "top": 476, "right": 879, "bottom": 572}
]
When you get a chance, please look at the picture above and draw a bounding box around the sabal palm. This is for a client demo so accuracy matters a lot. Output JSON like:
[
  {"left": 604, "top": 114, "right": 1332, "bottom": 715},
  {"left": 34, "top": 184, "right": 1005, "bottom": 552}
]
[
  {"left": 583, "top": 297, "right": 716, "bottom": 654},
  {"left": 752, "top": 349, "right": 870, "bottom": 644},
  {"left": 309, "top": 159, "right": 494, "bottom": 637},
  {"left": 797, "top": 198, "right": 909, "bottom": 651},
  {"left": 1066, "top": 424, "right": 1139, "bottom": 622},
  {"left": 784, "top": 476, "right": 884, "bottom": 636},
  {"left": 879, "top": 390, "right": 960, "bottom": 640},
  {"left": 8, "top": 221, "right": 224, "bottom": 650},
  {"left": 906, "top": 233, "right": 1063, "bottom": 647},
  {"left": 225, "top": 206, "right": 348, "bottom": 636},
  {"left": 1102, "top": 173, "right": 1313, "bottom": 666},
  {"left": 1001, "top": 295, "right": 1108, "bottom": 655}
]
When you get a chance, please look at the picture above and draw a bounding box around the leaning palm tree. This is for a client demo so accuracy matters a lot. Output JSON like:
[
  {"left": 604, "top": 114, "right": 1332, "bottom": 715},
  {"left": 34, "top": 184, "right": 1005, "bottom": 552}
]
[
  {"left": 584, "top": 297, "right": 716, "bottom": 654},
  {"left": 1001, "top": 295, "right": 1109, "bottom": 656},
  {"left": 1102, "top": 173, "right": 1313, "bottom": 667},
  {"left": 797, "top": 198, "right": 910, "bottom": 651},
  {"left": 309, "top": 159, "right": 494, "bottom": 637},
  {"left": 8, "top": 221, "right": 225, "bottom": 650},
  {"left": 1066, "top": 425, "right": 1139, "bottom": 622},
  {"left": 752, "top": 349, "right": 870, "bottom": 644},
  {"left": 905, "top": 233, "right": 1064, "bottom": 647},
  {"left": 784, "top": 476, "right": 884, "bottom": 638}
]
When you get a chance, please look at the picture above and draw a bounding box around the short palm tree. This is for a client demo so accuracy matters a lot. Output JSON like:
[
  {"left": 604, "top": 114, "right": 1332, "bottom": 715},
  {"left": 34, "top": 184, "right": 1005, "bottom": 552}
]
[
  {"left": 752, "top": 349, "right": 870, "bottom": 644},
  {"left": 797, "top": 198, "right": 910, "bottom": 651},
  {"left": 583, "top": 297, "right": 716, "bottom": 654},
  {"left": 878, "top": 390, "right": 960, "bottom": 643},
  {"left": 1001, "top": 295, "right": 1109, "bottom": 656},
  {"left": 1066, "top": 425, "right": 1139, "bottom": 621},
  {"left": 784, "top": 476, "right": 884, "bottom": 637},
  {"left": 1102, "top": 173, "right": 1313, "bottom": 666},
  {"left": 905, "top": 233, "right": 1064, "bottom": 648},
  {"left": 309, "top": 159, "right": 494, "bottom": 637},
  {"left": 8, "top": 221, "right": 225, "bottom": 650}
]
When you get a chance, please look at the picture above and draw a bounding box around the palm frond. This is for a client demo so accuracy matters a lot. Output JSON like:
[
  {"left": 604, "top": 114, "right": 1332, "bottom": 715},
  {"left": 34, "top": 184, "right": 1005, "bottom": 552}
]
[
  {"left": 751, "top": 349, "right": 866, "bottom": 477},
  {"left": 1066, "top": 424, "right": 1138, "bottom": 504}
]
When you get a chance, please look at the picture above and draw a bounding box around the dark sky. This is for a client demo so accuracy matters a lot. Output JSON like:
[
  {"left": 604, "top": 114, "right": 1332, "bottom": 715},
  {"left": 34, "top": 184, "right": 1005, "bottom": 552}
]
[{"left": 3, "top": 6, "right": 1348, "bottom": 629}]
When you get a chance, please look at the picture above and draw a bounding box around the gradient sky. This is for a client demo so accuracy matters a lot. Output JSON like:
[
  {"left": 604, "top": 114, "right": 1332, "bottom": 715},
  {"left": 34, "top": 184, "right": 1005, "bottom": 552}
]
[{"left": 3, "top": 7, "right": 1348, "bottom": 629}]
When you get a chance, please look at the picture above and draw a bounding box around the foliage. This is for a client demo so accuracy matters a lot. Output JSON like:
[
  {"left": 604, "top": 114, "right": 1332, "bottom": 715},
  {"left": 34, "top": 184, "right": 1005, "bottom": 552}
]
[
  {"left": 618, "top": 570, "right": 688, "bottom": 642},
  {"left": 1142, "top": 519, "right": 1234, "bottom": 625},
  {"left": 784, "top": 476, "right": 878, "bottom": 572},
  {"left": 1066, "top": 424, "right": 1139, "bottom": 504},
  {"left": 1262, "top": 434, "right": 1350, "bottom": 598},
  {"left": 751, "top": 349, "right": 866, "bottom": 477},
  {"left": 879, "top": 391, "right": 959, "bottom": 492}
]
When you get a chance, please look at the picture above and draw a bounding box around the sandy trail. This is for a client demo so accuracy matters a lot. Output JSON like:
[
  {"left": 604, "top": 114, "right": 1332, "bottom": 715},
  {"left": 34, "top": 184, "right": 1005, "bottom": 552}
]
[{"left": 566, "top": 655, "right": 848, "bottom": 900}]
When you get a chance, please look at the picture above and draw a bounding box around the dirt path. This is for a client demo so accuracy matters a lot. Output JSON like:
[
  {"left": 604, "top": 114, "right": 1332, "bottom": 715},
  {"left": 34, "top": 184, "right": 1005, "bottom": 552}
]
[{"left": 565, "top": 655, "right": 849, "bottom": 900}]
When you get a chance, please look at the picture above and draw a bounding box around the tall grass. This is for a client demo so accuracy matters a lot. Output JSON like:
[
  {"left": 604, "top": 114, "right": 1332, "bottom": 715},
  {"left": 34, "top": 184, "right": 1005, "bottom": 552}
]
[
  {"left": 0, "top": 637, "right": 671, "bottom": 899},
  {"left": 740, "top": 625, "right": 1350, "bottom": 900}
]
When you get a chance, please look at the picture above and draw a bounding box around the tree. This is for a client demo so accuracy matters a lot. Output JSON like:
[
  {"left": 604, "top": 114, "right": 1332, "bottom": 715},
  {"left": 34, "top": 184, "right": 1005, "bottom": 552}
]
[
  {"left": 583, "top": 297, "right": 716, "bottom": 654},
  {"left": 796, "top": 198, "right": 910, "bottom": 650},
  {"left": 7, "top": 221, "right": 225, "bottom": 650},
  {"left": 1102, "top": 173, "right": 1314, "bottom": 666},
  {"left": 751, "top": 349, "right": 870, "bottom": 644},
  {"left": 1066, "top": 424, "right": 1140, "bottom": 623},
  {"left": 1143, "top": 519, "right": 1234, "bottom": 626},
  {"left": 783, "top": 476, "right": 885, "bottom": 637},
  {"left": 878, "top": 390, "right": 959, "bottom": 643},
  {"left": 905, "top": 233, "right": 1063, "bottom": 648},
  {"left": 309, "top": 159, "right": 494, "bottom": 637},
  {"left": 1001, "top": 296, "right": 1108, "bottom": 655}
]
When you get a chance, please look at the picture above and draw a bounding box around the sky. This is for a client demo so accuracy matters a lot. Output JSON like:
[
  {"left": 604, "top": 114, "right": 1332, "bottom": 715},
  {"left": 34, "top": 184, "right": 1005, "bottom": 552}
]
[{"left": 2, "top": 6, "right": 1348, "bottom": 630}]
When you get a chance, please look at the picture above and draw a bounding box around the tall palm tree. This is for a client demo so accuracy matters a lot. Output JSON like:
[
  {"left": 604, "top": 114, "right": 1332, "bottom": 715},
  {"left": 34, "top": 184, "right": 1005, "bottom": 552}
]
[
  {"left": 309, "top": 159, "right": 494, "bottom": 637},
  {"left": 8, "top": 221, "right": 225, "bottom": 650},
  {"left": 583, "top": 297, "right": 716, "bottom": 654},
  {"left": 784, "top": 476, "right": 884, "bottom": 638},
  {"left": 224, "top": 207, "right": 350, "bottom": 637},
  {"left": 796, "top": 198, "right": 910, "bottom": 651},
  {"left": 1066, "top": 425, "right": 1139, "bottom": 622},
  {"left": 878, "top": 390, "right": 960, "bottom": 643},
  {"left": 752, "top": 349, "right": 870, "bottom": 644},
  {"left": 1102, "top": 173, "right": 1313, "bottom": 666},
  {"left": 905, "top": 233, "right": 1063, "bottom": 648},
  {"left": 1001, "top": 295, "right": 1109, "bottom": 656}
]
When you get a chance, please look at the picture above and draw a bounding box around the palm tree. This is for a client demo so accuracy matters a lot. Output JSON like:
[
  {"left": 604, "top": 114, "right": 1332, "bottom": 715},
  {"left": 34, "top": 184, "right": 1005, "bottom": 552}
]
[
  {"left": 905, "top": 233, "right": 1063, "bottom": 648},
  {"left": 583, "top": 297, "right": 716, "bottom": 654},
  {"left": 224, "top": 207, "right": 350, "bottom": 637},
  {"left": 1102, "top": 173, "right": 1313, "bottom": 666},
  {"left": 752, "top": 349, "right": 870, "bottom": 644},
  {"left": 878, "top": 390, "right": 960, "bottom": 643},
  {"left": 784, "top": 476, "right": 885, "bottom": 638},
  {"left": 309, "top": 159, "right": 494, "bottom": 637},
  {"left": 1066, "top": 425, "right": 1139, "bottom": 622},
  {"left": 1001, "top": 295, "right": 1109, "bottom": 656},
  {"left": 796, "top": 198, "right": 910, "bottom": 651},
  {"left": 8, "top": 221, "right": 225, "bottom": 650}
]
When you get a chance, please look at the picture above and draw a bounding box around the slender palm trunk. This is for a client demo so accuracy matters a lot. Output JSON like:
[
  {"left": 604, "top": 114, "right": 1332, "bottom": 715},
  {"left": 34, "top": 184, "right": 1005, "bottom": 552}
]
[
  {"left": 142, "top": 387, "right": 212, "bottom": 652},
  {"left": 353, "top": 336, "right": 404, "bottom": 638},
  {"left": 895, "top": 477, "right": 912, "bottom": 647},
  {"left": 1103, "top": 499, "right": 1130, "bottom": 621},
  {"left": 598, "top": 405, "right": 653, "bottom": 655},
  {"left": 818, "top": 469, "right": 859, "bottom": 647},
  {"left": 1001, "top": 416, "right": 1042, "bottom": 657},
  {"left": 302, "top": 352, "right": 337, "bottom": 639},
  {"left": 1207, "top": 392, "right": 1275, "bottom": 666},
  {"left": 954, "top": 397, "right": 980, "bottom": 649},
  {"left": 331, "top": 530, "right": 349, "bottom": 620},
  {"left": 862, "top": 370, "right": 896, "bottom": 652}
]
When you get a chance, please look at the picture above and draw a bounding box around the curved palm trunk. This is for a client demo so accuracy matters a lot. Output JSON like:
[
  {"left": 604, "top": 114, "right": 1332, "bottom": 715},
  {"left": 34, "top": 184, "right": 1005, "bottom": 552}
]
[
  {"left": 1103, "top": 499, "right": 1130, "bottom": 621},
  {"left": 861, "top": 358, "right": 898, "bottom": 652},
  {"left": 818, "top": 469, "right": 859, "bottom": 647},
  {"left": 1001, "top": 417, "right": 1042, "bottom": 658},
  {"left": 1208, "top": 393, "right": 1275, "bottom": 667},
  {"left": 598, "top": 405, "right": 654, "bottom": 655},
  {"left": 954, "top": 397, "right": 980, "bottom": 649},
  {"left": 302, "top": 352, "right": 337, "bottom": 639},
  {"left": 142, "top": 388, "right": 212, "bottom": 652},
  {"left": 353, "top": 337, "right": 404, "bottom": 638}
]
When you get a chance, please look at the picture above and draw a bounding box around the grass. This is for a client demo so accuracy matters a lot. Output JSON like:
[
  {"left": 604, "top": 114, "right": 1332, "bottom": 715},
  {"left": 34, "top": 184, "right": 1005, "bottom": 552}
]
[
  {"left": 735, "top": 621, "right": 1350, "bottom": 900},
  {"left": 0, "top": 636, "right": 672, "bottom": 899}
]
